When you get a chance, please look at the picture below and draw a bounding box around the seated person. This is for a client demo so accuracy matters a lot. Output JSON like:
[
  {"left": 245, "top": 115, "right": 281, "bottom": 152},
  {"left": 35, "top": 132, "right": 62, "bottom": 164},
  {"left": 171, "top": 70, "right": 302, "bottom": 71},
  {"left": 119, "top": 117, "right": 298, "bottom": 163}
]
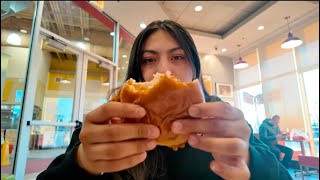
[{"left": 259, "top": 115, "right": 294, "bottom": 168}]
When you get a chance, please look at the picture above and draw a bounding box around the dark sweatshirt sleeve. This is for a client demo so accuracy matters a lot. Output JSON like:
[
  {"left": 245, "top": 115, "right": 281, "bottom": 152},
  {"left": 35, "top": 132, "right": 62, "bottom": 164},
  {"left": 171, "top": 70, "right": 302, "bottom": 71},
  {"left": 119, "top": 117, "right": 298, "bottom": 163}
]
[
  {"left": 36, "top": 127, "right": 113, "bottom": 180},
  {"left": 248, "top": 135, "right": 292, "bottom": 180},
  {"left": 259, "top": 125, "right": 277, "bottom": 142}
]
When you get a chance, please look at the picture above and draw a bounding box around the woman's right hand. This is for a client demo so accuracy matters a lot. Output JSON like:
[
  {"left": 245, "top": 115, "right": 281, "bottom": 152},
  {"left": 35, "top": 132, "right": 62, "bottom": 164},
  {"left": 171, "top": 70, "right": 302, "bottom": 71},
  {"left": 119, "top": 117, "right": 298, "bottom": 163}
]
[{"left": 76, "top": 102, "right": 160, "bottom": 175}]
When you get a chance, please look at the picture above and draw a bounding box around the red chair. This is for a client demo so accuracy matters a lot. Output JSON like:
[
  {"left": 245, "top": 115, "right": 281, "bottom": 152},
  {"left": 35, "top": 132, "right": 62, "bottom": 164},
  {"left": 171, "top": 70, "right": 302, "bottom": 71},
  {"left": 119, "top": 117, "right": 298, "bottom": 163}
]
[{"left": 298, "top": 155, "right": 319, "bottom": 180}]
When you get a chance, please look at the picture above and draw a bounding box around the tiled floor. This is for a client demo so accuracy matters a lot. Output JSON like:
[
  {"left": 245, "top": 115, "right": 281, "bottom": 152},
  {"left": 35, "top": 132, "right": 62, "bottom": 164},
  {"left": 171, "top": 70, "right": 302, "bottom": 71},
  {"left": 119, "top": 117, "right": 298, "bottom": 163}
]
[{"left": 288, "top": 169, "right": 319, "bottom": 180}]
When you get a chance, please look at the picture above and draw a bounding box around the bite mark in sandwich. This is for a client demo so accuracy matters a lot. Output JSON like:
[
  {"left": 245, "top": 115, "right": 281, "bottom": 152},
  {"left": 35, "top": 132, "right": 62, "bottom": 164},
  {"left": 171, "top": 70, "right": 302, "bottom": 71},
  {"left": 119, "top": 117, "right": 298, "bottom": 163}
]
[{"left": 111, "top": 71, "right": 205, "bottom": 150}]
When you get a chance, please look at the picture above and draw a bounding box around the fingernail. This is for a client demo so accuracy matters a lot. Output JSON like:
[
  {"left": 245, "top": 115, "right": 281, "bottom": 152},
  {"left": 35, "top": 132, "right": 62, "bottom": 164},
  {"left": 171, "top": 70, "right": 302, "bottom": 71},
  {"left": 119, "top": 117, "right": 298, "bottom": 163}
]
[
  {"left": 147, "top": 140, "right": 156, "bottom": 150},
  {"left": 189, "top": 106, "right": 199, "bottom": 116},
  {"left": 188, "top": 135, "right": 199, "bottom": 145},
  {"left": 149, "top": 127, "right": 160, "bottom": 138},
  {"left": 172, "top": 122, "right": 183, "bottom": 133},
  {"left": 136, "top": 107, "right": 146, "bottom": 116},
  {"left": 139, "top": 152, "right": 147, "bottom": 160},
  {"left": 211, "top": 164, "right": 220, "bottom": 172}
]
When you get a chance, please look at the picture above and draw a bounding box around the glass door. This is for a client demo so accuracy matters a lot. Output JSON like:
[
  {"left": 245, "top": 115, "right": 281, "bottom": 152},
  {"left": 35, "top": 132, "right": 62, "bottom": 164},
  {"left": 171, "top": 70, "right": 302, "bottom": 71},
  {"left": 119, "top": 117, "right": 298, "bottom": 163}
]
[
  {"left": 1, "top": 1, "right": 37, "bottom": 176},
  {"left": 79, "top": 54, "right": 114, "bottom": 123},
  {"left": 11, "top": 1, "right": 117, "bottom": 179},
  {"left": 17, "top": 28, "right": 116, "bottom": 179},
  {"left": 22, "top": 31, "right": 84, "bottom": 179}
]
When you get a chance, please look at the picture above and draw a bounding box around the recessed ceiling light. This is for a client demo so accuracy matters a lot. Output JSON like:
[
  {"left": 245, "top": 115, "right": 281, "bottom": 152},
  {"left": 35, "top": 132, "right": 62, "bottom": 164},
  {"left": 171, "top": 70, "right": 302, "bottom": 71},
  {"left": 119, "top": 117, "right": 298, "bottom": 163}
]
[
  {"left": 140, "top": 22, "right": 147, "bottom": 29},
  {"left": 258, "top": 25, "right": 264, "bottom": 30},
  {"left": 6, "top": 33, "right": 21, "bottom": 46},
  {"left": 20, "top": 29, "right": 27, "bottom": 34},
  {"left": 76, "top": 42, "right": 86, "bottom": 49},
  {"left": 195, "top": 6, "right": 203, "bottom": 12},
  {"left": 122, "top": 55, "right": 127, "bottom": 58},
  {"left": 84, "top": 37, "right": 90, "bottom": 41},
  {"left": 121, "top": 67, "right": 125, "bottom": 69},
  {"left": 60, "top": 79, "right": 71, "bottom": 84},
  {"left": 204, "top": 55, "right": 210, "bottom": 61},
  {"left": 110, "top": 32, "right": 114, "bottom": 36},
  {"left": 221, "top": 48, "right": 227, "bottom": 52},
  {"left": 125, "top": 61, "right": 128, "bottom": 64}
]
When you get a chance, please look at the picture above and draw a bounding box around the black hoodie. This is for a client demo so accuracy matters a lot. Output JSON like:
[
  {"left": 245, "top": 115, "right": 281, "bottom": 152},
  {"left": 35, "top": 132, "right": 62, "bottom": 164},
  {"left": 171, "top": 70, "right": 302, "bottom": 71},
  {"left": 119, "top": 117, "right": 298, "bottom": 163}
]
[
  {"left": 259, "top": 118, "right": 281, "bottom": 145},
  {"left": 37, "top": 123, "right": 292, "bottom": 180}
]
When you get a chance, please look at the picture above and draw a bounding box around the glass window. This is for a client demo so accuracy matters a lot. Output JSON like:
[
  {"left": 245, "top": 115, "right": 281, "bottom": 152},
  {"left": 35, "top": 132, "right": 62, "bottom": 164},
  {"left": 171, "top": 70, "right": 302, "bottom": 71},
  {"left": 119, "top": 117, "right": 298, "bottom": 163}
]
[
  {"left": 259, "top": 38, "right": 295, "bottom": 79},
  {"left": 234, "top": 20, "right": 319, "bottom": 157},
  {"left": 264, "top": 73, "right": 304, "bottom": 131},
  {"left": 117, "top": 26, "right": 134, "bottom": 86},
  {"left": 236, "top": 51, "right": 260, "bottom": 88},
  {"left": 294, "top": 21, "right": 319, "bottom": 155},
  {"left": 83, "top": 60, "right": 111, "bottom": 116},
  {"left": 295, "top": 21, "right": 319, "bottom": 71},
  {"left": 239, "top": 84, "right": 266, "bottom": 133},
  {"left": 303, "top": 69, "right": 319, "bottom": 139},
  {"left": 1, "top": 1, "right": 36, "bottom": 174},
  {"left": 41, "top": 1, "right": 115, "bottom": 61}
]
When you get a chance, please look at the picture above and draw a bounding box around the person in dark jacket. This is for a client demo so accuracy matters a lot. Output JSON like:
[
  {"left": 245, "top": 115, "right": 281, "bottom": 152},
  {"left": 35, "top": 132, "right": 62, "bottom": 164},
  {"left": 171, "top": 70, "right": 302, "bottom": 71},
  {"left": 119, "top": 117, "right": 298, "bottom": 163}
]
[
  {"left": 259, "top": 115, "right": 294, "bottom": 168},
  {"left": 37, "top": 20, "right": 292, "bottom": 180}
]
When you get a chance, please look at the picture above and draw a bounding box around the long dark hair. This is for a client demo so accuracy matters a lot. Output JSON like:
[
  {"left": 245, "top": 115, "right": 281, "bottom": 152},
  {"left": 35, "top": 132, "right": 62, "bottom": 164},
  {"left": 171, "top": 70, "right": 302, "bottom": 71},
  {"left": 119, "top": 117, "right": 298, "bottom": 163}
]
[{"left": 124, "top": 20, "right": 210, "bottom": 101}]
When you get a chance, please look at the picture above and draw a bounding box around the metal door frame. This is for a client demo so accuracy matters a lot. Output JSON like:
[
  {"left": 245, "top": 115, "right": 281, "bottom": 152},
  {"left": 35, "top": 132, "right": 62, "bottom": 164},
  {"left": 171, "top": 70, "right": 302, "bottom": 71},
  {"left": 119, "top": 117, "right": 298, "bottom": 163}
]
[{"left": 13, "top": 2, "right": 116, "bottom": 178}]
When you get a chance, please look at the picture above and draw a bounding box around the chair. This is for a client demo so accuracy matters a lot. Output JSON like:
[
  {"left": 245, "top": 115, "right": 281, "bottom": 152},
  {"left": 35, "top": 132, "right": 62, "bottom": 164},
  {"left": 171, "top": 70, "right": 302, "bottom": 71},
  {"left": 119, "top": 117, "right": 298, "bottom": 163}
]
[{"left": 297, "top": 155, "right": 319, "bottom": 180}]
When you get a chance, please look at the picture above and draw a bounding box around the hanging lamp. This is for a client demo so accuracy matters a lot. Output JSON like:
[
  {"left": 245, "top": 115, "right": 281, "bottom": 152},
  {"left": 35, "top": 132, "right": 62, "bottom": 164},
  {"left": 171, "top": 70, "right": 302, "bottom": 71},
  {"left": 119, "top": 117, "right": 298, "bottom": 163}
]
[
  {"left": 234, "top": 44, "right": 248, "bottom": 70},
  {"left": 281, "top": 16, "right": 303, "bottom": 49}
]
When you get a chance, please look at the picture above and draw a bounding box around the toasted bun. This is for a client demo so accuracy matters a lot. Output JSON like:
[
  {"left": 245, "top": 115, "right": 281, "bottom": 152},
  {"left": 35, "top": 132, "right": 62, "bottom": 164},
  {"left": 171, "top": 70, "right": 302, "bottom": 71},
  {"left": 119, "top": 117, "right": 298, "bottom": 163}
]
[{"left": 111, "top": 72, "right": 205, "bottom": 150}]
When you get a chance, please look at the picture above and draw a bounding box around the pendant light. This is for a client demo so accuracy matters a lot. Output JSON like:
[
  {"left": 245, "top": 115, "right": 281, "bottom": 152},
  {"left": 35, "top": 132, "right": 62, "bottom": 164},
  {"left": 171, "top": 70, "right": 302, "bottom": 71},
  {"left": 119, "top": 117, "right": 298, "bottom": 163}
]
[
  {"left": 234, "top": 44, "right": 248, "bottom": 70},
  {"left": 281, "top": 16, "right": 303, "bottom": 49}
]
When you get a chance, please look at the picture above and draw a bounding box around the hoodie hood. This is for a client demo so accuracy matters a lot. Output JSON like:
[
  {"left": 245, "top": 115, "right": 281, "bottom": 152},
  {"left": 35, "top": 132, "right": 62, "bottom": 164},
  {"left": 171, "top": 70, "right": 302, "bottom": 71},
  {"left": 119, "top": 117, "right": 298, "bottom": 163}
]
[{"left": 262, "top": 118, "right": 272, "bottom": 125}]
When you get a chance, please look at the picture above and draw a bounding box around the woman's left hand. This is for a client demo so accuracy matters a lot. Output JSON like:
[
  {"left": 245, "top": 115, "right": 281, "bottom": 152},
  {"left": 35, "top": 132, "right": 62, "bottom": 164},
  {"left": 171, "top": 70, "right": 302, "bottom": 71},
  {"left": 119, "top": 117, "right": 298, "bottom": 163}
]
[{"left": 171, "top": 102, "right": 251, "bottom": 180}]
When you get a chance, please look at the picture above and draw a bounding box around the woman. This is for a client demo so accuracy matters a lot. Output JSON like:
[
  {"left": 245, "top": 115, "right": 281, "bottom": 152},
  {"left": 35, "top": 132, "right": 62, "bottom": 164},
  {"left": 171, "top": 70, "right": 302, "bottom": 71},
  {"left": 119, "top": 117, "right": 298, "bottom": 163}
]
[{"left": 37, "top": 20, "right": 292, "bottom": 180}]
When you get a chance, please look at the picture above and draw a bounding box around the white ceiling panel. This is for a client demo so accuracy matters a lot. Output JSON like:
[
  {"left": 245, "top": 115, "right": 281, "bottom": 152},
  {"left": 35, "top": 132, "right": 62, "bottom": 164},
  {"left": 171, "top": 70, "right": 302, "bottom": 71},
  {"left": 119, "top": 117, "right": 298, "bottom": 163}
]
[
  {"left": 101, "top": 1, "right": 318, "bottom": 58},
  {"left": 175, "top": 1, "right": 208, "bottom": 28},
  {"left": 161, "top": 1, "right": 190, "bottom": 21}
]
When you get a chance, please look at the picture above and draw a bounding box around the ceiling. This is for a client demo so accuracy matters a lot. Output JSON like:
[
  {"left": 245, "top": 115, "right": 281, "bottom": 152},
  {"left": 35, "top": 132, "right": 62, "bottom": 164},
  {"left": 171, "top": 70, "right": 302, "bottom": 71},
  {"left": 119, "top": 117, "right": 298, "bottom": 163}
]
[
  {"left": 1, "top": 1, "right": 319, "bottom": 62},
  {"left": 1, "top": 1, "right": 129, "bottom": 73},
  {"left": 160, "top": 1, "right": 269, "bottom": 35},
  {"left": 102, "top": 1, "right": 319, "bottom": 59}
]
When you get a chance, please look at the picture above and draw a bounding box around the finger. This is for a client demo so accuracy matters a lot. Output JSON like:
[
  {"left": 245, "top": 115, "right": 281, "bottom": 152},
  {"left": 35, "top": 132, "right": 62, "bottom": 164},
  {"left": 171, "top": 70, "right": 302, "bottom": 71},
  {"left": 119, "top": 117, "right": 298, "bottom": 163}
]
[
  {"left": 210, "top": 160, "right": 250, "bottom": 180},
  {"left": 87, "top": 139, "right": 157, "bottom": 160},
  {"left": 86, "top": 102, "right": 146, "bottom": 124},
  {"left": 80, "top": 123, "right": 160, "bottom": 143},
  {"left": 211, "top": 153, "right": 244, "bottom": 167},
  {"left": 188, "top": 102, "right": 244, "bottom": 120},
  {"left": 95, "top": 152, "right": 147, "bottom": 173},
  {"left": 172, "top": 118, "right": 248, "bottom": 137},
  {"left": 110, "top": 117, "right": 125, "bottom": 124},
  {"left": 188, "top": 135, "right": 249, "bottom": 156}
]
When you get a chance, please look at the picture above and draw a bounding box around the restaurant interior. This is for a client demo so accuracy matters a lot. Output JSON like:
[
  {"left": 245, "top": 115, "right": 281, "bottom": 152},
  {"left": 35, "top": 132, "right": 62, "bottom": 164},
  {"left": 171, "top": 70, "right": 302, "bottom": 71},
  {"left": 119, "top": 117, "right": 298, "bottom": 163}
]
[{"left": 1, "top": 1, "right": 319, "bottom": 179}]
